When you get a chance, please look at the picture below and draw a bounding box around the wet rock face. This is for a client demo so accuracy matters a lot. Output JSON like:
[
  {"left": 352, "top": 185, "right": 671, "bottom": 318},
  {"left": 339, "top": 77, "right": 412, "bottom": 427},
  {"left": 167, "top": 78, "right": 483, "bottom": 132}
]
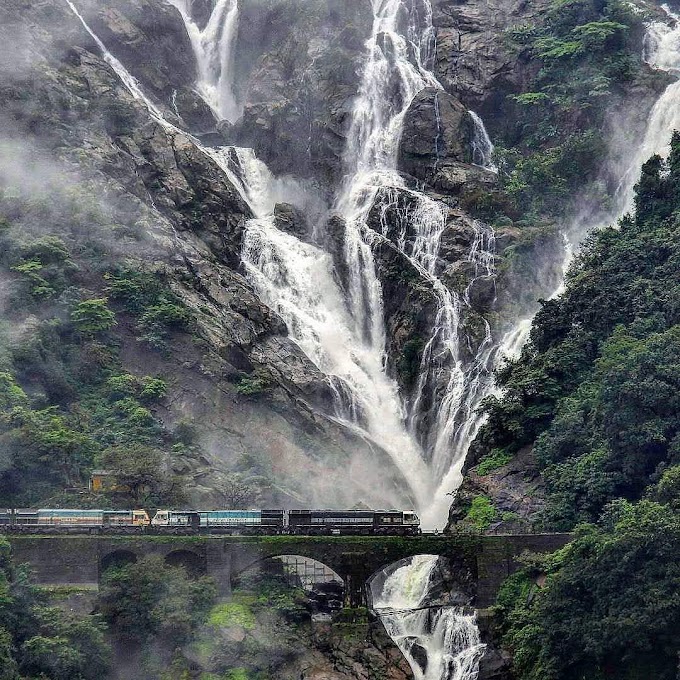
[
  {"left": 231, "top": 0, "right": 373, "bottom": 186},
  {"left": 0, "top": 0, "right": 420, "bottom": 512},
  {"left": 366, "top": 187, "right": 500, "bottom": 395},
  {"left": 431, "top": 0, "right": 551, "bottom": 120},
  {"left": 478, "top": 648, "right": 513, "bottom": 680},
  {"left": 274, "top": 202, "right": 310, "bottom": 238},
  {"left": 398, "top": 87, "right": 474, "bottom": 182},
  {"left": 448, "top": 445, "right": 547, "bottom": 533},
  {"left": 75, "top": 0, "right": 216, "bottom": 130}
]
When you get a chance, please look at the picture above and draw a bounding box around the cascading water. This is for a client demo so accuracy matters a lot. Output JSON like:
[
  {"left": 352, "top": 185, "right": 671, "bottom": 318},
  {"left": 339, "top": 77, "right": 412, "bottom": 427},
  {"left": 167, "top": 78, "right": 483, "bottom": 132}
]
[
  {"left": 64, "top": 1, "right": 498, "bottom": 674},
  {"left": 166, "top": 0, "right": 241, "bottom": 121},
  {"left": 617, "top": 4, "right": 680, "bottom": 215},
  {"left": 469, "top": 111, "right": 497, "bottom": 172},
  {"left": 373, "top": 556, "right": 486, "bottom": 680},
  {"left": 332, "top": 0, "right": 502, "bottom": 531}
]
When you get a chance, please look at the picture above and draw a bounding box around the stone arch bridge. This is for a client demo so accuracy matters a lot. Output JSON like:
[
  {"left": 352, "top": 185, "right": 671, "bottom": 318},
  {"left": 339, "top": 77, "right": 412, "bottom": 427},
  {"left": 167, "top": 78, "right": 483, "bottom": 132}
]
[{"left": 7, "top": 534, "right": 571, "bottom": 607}]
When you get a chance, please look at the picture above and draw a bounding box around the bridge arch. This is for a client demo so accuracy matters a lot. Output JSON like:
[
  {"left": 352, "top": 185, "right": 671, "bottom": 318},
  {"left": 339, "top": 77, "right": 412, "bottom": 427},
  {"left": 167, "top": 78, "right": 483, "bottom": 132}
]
[
  {"left": 99, "top": 549, "right": 138, "bottom": 577},
  {"left": 234, "top": 554, "right": 345, "bottom": 619},
  {"left": 236, "top": 554, "right": 343, "bottom": 587},
  {"left": 164, "top": 549, "right": 206, "bottom": 578}
]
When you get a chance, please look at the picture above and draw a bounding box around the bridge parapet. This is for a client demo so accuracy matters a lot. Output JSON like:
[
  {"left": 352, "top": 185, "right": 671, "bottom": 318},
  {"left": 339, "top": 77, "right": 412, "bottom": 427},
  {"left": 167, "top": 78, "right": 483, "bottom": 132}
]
[{"left": 6, "top": 533, "right": 573, "bottom": 607}]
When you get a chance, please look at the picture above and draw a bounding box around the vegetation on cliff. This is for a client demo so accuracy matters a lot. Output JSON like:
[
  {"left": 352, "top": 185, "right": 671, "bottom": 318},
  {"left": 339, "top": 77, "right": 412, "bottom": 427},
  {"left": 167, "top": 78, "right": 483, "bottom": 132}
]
[
  {"left": 496, "top": 484, "right": 680, "bottom": 679},
  {"left": 0, "top": 176, "right": 208, "bottom": 508},
  {"left": 499, "top": 0, "right": 653, "bottom": 215},
  {"left": 485, "top": 131, "right": 680, "bottom": 676},
  {"left": 481, "top": 132, "right": 680, "bottom": 529}
]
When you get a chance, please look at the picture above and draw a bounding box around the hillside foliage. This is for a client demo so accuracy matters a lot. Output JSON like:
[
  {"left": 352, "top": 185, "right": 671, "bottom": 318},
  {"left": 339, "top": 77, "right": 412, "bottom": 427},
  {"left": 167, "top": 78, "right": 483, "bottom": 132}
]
[
  {"left": 499, "top": 0, "right": 650, "bottom": 215},
  {"left": 487, "top": 131, "right": 680, "bottom": 676}
]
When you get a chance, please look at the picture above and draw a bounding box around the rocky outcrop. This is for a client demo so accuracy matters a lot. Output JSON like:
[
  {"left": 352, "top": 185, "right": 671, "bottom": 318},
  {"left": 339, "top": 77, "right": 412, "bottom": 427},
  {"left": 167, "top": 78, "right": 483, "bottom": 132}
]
[
  {"left": 431, "top": 0, "right": 552, "bottom": 122},
  {"left": 398, "top": 87, "right": 474, "bottom": 183},
  {"left": 366, "top": 187, "right": 501, "bottom": 393},
  {"left": 75, "top": 0, "right": 216, "bottom": 130},
  {"left": 274, "top": 202, "right": 310, "bottom": 239},
  {"left": 230, "top": 0, "right": 373, "bottom": 185},
  {"left": 448, "top": 446, "right": 546, "bottom": 533}
]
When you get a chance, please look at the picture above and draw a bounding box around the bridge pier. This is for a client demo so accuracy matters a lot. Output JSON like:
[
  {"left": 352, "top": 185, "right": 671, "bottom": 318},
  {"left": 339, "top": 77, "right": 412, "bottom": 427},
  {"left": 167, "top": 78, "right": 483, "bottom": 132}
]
[
  {"left": 206, "top": 542, "right": 232, "bottom": 599},
  {"left": 337, "top": 553, "right": 372, "bottom": 608}
]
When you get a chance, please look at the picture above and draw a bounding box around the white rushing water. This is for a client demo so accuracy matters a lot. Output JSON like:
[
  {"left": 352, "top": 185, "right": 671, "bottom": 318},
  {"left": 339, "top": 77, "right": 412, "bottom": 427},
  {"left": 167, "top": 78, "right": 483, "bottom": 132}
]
[
  {"left": 166, "top": 0, "right": 241, "bottom": 121},
  {"left": 373, "top": 556, "right": 486, "bottom": 680},
  {"left": 469, "top": 111, "right": 497, "bottom": 172},
  {"left": 62, "top": 2, "right": 498, "bottom": 675},
  {"left": 330, "top": 0, "right": 500, "bottom": 529},
  {"left": 617, "top": 4, "right": 680, "bottom": 215}
]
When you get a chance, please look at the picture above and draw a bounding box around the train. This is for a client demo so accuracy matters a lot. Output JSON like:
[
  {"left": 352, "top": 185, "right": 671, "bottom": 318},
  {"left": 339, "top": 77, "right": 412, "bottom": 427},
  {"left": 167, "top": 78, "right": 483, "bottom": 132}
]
[{"left": 0, "top": 508, "right": 421, "bottom": 535}]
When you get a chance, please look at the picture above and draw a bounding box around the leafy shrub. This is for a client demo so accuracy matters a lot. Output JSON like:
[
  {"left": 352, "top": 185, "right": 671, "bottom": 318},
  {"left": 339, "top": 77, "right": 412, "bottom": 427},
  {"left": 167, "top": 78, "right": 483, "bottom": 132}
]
[
  {"left": 234, "top": 374, "right": 270, "bottom": 397},
  {"left": 207, "top": 602, "right": 256, "bottom": 630},
  {"left": 99, "top": 555, "right": 216, "bottom": 647},
  {"left": 71, "top": 299, "right": 116, "bottom": 336},
  {"left": 476, "top": 449, "right": 513, "bottom": 475},
  {"left": 465, "top": 496, "right": 498, "bottom": 530},
  {"left": 0, "top": 537, "right": 110, "bottom": 679},
  {"left": 106, "top": 268, "right": 193, "bottom": 350},
  {"left": 500, "top": 499, "right": 680, "bottom": 679}
]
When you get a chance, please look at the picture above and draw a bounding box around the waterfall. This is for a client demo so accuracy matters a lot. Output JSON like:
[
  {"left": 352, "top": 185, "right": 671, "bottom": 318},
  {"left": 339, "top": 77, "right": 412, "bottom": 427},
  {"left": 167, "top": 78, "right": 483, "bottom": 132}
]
[
  {"left": 64, "top": 0, "right": 493, "bottom": 674},
  {"left": 65, "top": 0, "right": 168, "bottom": 124},
  {"left": 373, "top": 556, "right": 486, "bottom": 680},
  {"left": 469, "top": 111, "right": 497, "bottom": 172},
  {"left": 617, "top": 4, "right": 680, "bottom": 214},
  {"left": 332, "top": 0, "right": 503, "bottom": 530},
  {"left": 166, "top": 0, "right": 241, "bottom": 121}
]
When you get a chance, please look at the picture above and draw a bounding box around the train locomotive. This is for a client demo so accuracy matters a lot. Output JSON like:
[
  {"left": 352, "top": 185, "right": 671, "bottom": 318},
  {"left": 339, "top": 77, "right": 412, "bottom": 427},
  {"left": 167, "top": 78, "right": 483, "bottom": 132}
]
[{"left": 0, "top": 508, "right": 421, "bottom": 535}]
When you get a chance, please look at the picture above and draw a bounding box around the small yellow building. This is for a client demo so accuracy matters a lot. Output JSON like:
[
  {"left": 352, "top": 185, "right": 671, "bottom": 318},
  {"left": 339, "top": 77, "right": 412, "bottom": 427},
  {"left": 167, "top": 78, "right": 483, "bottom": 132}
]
[{"left": 89, "top": 470, "right": 113, "bottom": 492}]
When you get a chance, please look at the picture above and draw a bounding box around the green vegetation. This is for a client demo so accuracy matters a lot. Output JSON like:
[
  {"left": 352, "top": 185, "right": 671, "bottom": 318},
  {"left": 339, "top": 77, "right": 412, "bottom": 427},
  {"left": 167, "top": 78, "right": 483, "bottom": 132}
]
[
  {"left": 499, "top": 0, "right": 649, "bottom": 215},
  {"left": 106, "top": 268, "right": 193, "bottom": 352},
  {"left": 0, "top": 536, "right": 110, "bottom": 679},
  {"left": 476, "top": 449, "right": 513, "bottom": 475},
  {"left": 0, "top": 185, "right": 198, "bottom": 507},
  {"left": 207, "top": 602, "right": 256, "bottom": 630},
  {"left": 464, "top": 496, "right": 498, "bottom": 530},
  {"left": 483, "top": 130, "right": 680, "bottom": 675},
  {"left": 497, "top": 489, "right": 680, "bottom": 679},
  {"left": 71, "top": 298, "right": 116, "bottom": 336},
  {"left": 234, "top": 373, "right": 271, "bottom": 397},
  {"left": 397, "top": 337, "right": 425, "bottom": 388},
  {"left": 480, "top": 132, "right": 680, "bottom": 529},
  {"left": 98, "top": 555, "right": 216, "bottom": 647}
]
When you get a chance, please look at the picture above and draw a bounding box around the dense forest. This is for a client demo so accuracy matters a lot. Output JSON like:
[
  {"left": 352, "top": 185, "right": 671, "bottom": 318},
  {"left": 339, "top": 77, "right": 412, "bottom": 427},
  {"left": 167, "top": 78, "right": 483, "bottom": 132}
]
[{"left": 483, "top": 135, "right": 680, "bottom": 680}]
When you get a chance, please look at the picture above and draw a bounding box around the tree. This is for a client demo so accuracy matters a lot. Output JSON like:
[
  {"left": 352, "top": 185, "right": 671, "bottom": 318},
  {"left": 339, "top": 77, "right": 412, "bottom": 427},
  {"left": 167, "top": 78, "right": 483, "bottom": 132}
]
[
  {"left": 500, "top": 498, "right": 680, "bottom": 680},
  {"left": 98, "top": 556, "right": 216, "bottom": 647},
  {"left": 101, "top": 444, "right": 186, "bottom": 507},
  {"left": 221, "top": 473, "right": 267, "bottom": 509},
  {"left": 0, "top": 537, "right": 110, "bottom": 679},
  {"left": 0, "top": 628, "right": 18, "bottom": 680},
  {"left": 71, "top": 298, "right": 116, "bottom": 336}
]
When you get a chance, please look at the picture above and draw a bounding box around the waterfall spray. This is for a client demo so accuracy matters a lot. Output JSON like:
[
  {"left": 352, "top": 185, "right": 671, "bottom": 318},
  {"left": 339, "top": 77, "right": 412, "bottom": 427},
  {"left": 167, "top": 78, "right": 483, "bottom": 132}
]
[{"left": 373, "top": 556, "right": 486, "bottom": 680}]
